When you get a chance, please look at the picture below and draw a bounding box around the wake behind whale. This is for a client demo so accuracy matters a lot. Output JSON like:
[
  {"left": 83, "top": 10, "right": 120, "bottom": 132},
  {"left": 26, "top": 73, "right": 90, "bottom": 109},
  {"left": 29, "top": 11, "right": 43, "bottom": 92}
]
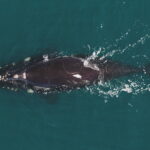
[{"left": 0, "top": 53, "right": 149, "bottom": 95}]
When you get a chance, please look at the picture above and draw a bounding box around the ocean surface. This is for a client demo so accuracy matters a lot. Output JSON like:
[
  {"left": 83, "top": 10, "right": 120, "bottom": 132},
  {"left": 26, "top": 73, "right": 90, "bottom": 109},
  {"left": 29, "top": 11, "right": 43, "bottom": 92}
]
[{"left": 0, "top": 0, "right": 150, "bottom": 149}]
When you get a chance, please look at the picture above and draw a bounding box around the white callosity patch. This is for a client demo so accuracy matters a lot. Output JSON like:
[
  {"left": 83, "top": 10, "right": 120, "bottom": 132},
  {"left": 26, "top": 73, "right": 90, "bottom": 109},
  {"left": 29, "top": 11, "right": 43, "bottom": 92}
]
[
  {"left": 13, "top": 74, "right": 19, "bottom": 79},
  {"left": 43, "top": 54, "right": 49, "bottom": 62},
  {"left": 72, "top": 74, "right": 82, "bottom": 79},
  {"left": 22, "top": 72, "right": 26, "bottom": 79},
  {"left": 12, "top": 73, "right": 26, "bottom": 79},
  {"left": 0, "top": 75, "right": 5, "bottom": 81}
]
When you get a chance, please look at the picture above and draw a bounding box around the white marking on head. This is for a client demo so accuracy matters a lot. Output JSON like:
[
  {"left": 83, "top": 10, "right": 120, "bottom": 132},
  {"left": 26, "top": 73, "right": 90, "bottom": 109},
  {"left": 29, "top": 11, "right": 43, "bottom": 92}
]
[
  {"left": 13, "top": 74, "right": 19, "bottom": 79},
  {"left": 1, "top": 76, "right": 4, "bottom": 80},
  {"left": 24, "top": 57, "right": 31, "bottom": 62},
  {"left": 23, "top": 72, "right": 26, "bottom": 79},
  {"left": 73, "top": 74, "right": 82, "bottom": 79},
  {"left": 0, "top": 75, "right": 2, "bottom": 81}
]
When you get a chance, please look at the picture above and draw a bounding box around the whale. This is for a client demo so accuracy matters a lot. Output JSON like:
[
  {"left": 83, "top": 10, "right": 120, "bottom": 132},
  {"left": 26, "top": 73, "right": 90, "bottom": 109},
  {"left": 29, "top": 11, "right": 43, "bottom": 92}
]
[{"left": 0, "top": 54, "right": 149, "bottom": 94}]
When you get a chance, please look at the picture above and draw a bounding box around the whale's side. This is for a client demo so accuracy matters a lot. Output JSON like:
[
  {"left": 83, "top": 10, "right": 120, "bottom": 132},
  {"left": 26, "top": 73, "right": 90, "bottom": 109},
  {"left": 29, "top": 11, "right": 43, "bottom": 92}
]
[{"left": 0, "top": 54, "right": 146, "bottom": 94}]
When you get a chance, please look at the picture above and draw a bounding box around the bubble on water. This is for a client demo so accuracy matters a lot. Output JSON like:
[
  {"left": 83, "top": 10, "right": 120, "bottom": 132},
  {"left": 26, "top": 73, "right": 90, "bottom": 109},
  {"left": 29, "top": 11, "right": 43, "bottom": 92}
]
[
  {"left": 122, "top": 1, "right": 126, "bottom": 5},
  {"left": 128, "top": 103, "right": 133, "bottom": 107},
  {"left": 82, "top": 23, "right": 150, "bottom": 100}
]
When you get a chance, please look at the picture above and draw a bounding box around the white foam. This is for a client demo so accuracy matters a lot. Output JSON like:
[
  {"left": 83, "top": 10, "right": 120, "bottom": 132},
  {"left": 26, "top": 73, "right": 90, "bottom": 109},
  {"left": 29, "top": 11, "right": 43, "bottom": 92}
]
[
  {"left": 12, "top": 62, "right": 15, "bottom": 66},
  {"left": 24, "top": 57, "right": 31, "bottom": 62},
  {"left": 27, "top": 89, "right": 34, "bottom": 93},
  {"left": 43, "top": 54, "right": 49, "bottom": 62},
  {"left": 83, "top": 60, "right": 99, "bottom": 71},
  {"left": 121, "top": 84, "right": 132, "bottom": 93}
]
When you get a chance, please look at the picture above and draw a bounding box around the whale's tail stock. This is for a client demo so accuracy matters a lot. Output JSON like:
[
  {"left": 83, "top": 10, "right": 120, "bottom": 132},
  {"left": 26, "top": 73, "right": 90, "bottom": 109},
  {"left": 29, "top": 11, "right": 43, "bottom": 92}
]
[{"left": 94, "top": 58, "right": 150, "bottom": 81}]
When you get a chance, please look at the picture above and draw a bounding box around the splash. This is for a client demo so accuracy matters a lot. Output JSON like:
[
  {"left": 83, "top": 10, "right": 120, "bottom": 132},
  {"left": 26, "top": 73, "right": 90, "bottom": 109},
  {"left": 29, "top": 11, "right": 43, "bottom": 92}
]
[
  {"left": 84, "top": 75, "right": 150, "bottom": 99},
  {"left": 83, "top": 22, "right": 150, "bottom": 99}
]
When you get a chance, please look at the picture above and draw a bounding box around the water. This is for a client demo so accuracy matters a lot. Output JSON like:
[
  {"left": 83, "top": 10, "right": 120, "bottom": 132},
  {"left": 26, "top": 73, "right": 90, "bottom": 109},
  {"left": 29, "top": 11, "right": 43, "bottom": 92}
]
[{"left": 0, "top": 0, "right": 150, "bottom": 149}]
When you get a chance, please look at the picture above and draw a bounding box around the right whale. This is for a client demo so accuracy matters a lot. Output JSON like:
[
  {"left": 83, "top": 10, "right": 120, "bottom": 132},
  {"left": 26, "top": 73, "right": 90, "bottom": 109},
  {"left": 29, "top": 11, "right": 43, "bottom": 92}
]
[{"left": 0, "top": 54, "right": 149, "bottom": 94}]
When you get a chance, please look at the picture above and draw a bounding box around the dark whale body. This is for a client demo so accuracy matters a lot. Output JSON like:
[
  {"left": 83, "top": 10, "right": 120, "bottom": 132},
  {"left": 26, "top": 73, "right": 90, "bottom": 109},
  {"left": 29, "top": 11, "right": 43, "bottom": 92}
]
[{"left": 0, "top": 54, "right": 148, "bottom": 94}]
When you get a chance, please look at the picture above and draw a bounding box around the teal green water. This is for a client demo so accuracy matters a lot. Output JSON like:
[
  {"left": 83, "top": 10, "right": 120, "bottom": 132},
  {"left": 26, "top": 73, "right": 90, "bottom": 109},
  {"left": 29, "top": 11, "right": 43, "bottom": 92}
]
[{"left": 0, "top": 0, "right": 150, "bottom": 149}]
